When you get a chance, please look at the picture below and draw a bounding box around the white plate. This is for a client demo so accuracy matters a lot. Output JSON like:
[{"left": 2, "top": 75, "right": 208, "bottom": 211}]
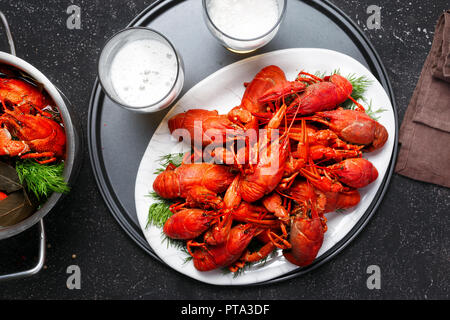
[{"left": 135, "top": 48, "right": 396, "bottom": 285}]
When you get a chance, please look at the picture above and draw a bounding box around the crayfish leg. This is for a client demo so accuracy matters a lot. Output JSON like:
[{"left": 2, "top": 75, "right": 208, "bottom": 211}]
[
  {"left": 241, "top": 241, "right": 277, "bottom": 264},
  {"left": 20, "top": 152, "right": 57, "bottom": 164}
]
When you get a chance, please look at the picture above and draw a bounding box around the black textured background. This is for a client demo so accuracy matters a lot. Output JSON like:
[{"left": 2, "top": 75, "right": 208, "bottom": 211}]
[{"left": 0, "top": 0, "right": 449, "bottom": 299}]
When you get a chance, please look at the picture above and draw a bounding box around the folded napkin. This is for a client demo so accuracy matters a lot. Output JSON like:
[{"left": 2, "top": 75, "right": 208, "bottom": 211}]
[{"left": 395, "top": 10, "right": 450, "bottom": 187}]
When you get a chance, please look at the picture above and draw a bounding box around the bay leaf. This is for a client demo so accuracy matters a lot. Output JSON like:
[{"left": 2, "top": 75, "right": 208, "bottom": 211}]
[
  {"left": 0, "top": 161, "right": 23, "bottom": 193},
  {"left": 0, "top": 190, "right": 34, "bottom": 227}
]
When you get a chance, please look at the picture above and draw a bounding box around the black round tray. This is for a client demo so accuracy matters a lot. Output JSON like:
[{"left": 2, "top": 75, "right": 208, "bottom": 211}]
[{"left": 88, "top": 0, "right": 398, "bottom": 285}]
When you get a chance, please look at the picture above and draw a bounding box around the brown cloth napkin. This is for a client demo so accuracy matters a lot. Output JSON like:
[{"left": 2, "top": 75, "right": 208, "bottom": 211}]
[{"left": 395, "top": 10, "right": 450, "bottom": 187}]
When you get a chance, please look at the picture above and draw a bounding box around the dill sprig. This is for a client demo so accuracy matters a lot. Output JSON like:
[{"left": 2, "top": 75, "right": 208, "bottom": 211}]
[
  {"left": 147, "top": 152, "right": 185, "bottom": 229},
  {"left": 160, "top": 230, "right": 189, "bottom": 251},
  {"left": 147, "top": 153, "right": 184, "bottom": 228},
  {"left": 145, "top": 193, "right": 191, "bottom": 254},
  {"left": 146, "top": 192, "right": 189, "bottom": 252},
  {"left": 147, "top": 202, "right": 173, "bottom": 228},
  {"left": 146, "top": 192, "right": 173, "bottom": 228},
  {"left": 15, "top": 160, "right": 70, "bottom": 201},
  {"left": 153, "top": 153, "right": 184, "bottom": 174},
  {"left": 147, "top": 191, "right": 172, "bottom": 206},
  {"left": 183, "top": 253, "right": 193, "bottom": 265},
  {"left": 345, "top": 98, "right": 387, "bottom": 121},
  {"left": 345, "top": 73, "right": 373, "bottom": 104},
  {"left": 363, "top": 99, "right": 388, "bottom": 121}
]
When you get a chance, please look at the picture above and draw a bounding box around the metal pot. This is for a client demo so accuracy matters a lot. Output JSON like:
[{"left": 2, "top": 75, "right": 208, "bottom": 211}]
[{"left": 0, "top": 12, "right": 82, "bottom": 279}]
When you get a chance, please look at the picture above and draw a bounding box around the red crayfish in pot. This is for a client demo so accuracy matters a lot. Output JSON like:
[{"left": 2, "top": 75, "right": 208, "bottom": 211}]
[
  {"left": 0, "top": 103, "right": 66, "bottom": 164},
  {"left": 0, "top": 75, "right": 66, "bottom": 164},
  {"left": 0, "top": 78, "right": 52, "bottom": 113}
]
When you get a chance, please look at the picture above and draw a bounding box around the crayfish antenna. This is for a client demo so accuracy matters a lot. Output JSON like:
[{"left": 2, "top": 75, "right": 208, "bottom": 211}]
[
  {"left": 169, "top": 201, "right": 186, "bottom": 213},
  {"left": 267, "top": 228, "right": 291, "bottom": 250},
  {"left": 186, "top": 240, "right": 206, "bottom": 256},
  {"left": 296, "top": 71, "right": 324, "bottom": 83},
  {"left": 347, "top": 96, "right": 366, "bottom": 112}
]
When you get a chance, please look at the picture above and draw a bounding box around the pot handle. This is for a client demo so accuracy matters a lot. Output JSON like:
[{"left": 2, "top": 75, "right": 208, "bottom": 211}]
[
  {"left": 0, "top": 12, "right": 46, "bottom": 281},
  {"left": 0, "top": 220, "right": 46, "bottom": 281},
  {"left": 0, "top": 11, "right": 16, "bottom": 55}
]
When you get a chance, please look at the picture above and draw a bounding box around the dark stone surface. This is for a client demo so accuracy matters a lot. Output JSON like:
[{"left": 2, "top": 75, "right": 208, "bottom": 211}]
[{"left": 0, "top": 0, "right": 448, "bottom": 299}]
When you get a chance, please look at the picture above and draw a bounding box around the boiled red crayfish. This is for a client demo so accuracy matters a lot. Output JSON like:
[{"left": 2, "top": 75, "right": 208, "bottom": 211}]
[
  {"left": 153, "top": 64, "right": 388, "bottom": 273},
  {"left": 283, "top": 179, "right": 361, "bottom": 216},
  {"left": 282, "top": 180, "right": 326, "bottom": 267},
  {"left": 257, "top": 71, "right": 358, "bottom": 117},
  {"left": 323, "top": 189, "right": 361, "bottom": 214},
  {"left": 279, "top": 178, "right": 361, "bottom": 267},
  {"left": 167, "top": 66, "right": 290, "bottom": 143},
  {"left": 190, "top": 212, "right": 289, "bottom": 272},
  {"left": 284, "top": 207, "right": 325, "bottom": 267},
  {"left": 238, "top": 104, "right": 291, "bottom": 203},
  {"left": 299, "top": 157, "right": 378, "bottom": 193},
  {"left": 308, "top": 108, "right": 388, "bottom": 151},
  {"left": 188, "top": 223, "right": 261, "bottom": 272},
  {"left": 168, "top": 109, "right": 245, "bottom": 147},
  {"left": 163, "top": 208, "right": 216, "bottom": 240},
  {"left": 0, "top": 127, "right": 29, "bottom": 157},
  {"left": 0, "top": 78, "right": 51, "bottom": 113},
  {"left": 229, "top": 65, "right": 293, "bottom": 131},
  {"left": 0, "top": 104, "right": 66, "bottom": 164},
  {"left": 153, "top": 162, "right": 235, "bottom": 209}
]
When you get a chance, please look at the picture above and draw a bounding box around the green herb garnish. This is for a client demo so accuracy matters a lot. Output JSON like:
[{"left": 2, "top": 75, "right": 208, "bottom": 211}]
[
  {"left": 146, "top": 192, "right": 187, "bottom": 251},
  {"left": 146, "top": 193, "right": 190, "bottom": 254},
  {"left": 344, "top": 73, "right": 373, "bottom": 106},
  {"left": 362, "top": 99, "right": 387, "bottom": 121},
  {"left": 161, "top": 233, "right": 186, "bottom": 249},
  {"left": 153, "top": 153, "right": 184, "bottom": 174},
  {"left": 147, "top": 153, "right": 184, "bottom": 228},
  {"left": 146, "top": 153, "right": 187, "bottom": 251},
  {"left": 147, "top": 202, "right": 173, "bottom": 228},
  {"left": 146, "top": 191, "right": 173, "bottom": 228},
  {"left": 15, "top": 160, "right": 70, "bottom": 201}
]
